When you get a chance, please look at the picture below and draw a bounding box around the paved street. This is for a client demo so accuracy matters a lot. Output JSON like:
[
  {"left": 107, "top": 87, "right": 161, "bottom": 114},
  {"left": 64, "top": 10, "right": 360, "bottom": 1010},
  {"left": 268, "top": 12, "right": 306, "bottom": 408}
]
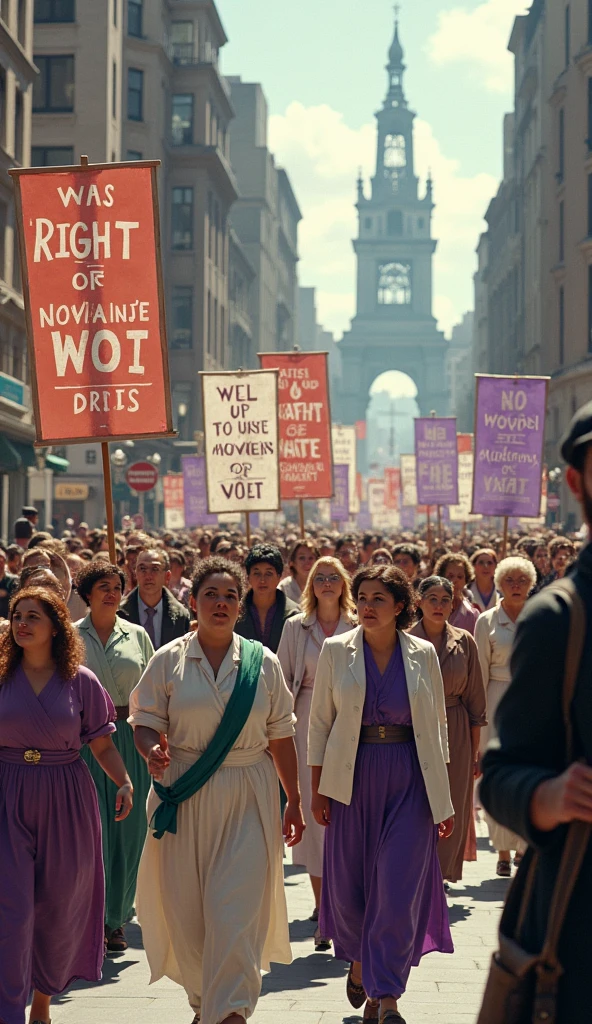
[{"left": 48, "top": 820, "right": 506, "bottom": 1024}]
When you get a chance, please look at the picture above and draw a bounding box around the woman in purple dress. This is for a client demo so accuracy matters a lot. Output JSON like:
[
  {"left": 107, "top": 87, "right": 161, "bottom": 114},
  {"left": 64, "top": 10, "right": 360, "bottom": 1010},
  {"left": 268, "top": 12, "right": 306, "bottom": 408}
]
[
  {"left": 0, "top": 587, "right": 133, "bottom": 1024},
  {"left": 309, "top": 565, "right": 454, "bottom": 1024}
]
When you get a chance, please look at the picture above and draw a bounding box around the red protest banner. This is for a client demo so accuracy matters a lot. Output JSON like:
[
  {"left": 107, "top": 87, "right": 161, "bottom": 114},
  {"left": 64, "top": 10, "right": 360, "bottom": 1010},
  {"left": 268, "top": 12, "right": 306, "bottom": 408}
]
[
  {"left": 9, "top": 159, "right": 174, "bottom": 445},
  {"left": 384, "top": 467, "right": 400, "bottom": 511},
  {"left": 259, "top": 350, "right": 333, "bottom": 500}
]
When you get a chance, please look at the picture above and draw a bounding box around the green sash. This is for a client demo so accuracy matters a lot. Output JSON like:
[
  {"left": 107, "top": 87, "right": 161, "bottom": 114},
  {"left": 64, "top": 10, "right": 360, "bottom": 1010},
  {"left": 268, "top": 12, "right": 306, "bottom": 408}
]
[{"left": 151, "top": 637, "right": 264, "bottom": 840}]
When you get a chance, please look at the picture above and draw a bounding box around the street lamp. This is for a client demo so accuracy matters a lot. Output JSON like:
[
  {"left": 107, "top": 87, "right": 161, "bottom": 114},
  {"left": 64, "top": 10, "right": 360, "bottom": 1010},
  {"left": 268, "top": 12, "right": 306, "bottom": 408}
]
[{"left": 110, "top": 448, "right": 128, "bottom": 468}]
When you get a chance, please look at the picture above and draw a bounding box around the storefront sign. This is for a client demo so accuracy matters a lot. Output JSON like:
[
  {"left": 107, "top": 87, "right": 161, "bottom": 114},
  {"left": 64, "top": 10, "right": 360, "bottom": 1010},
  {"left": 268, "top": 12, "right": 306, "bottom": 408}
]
[
  {"left": 415, "top": 417, "right": 459, "bottom": 506},
  {"left": 259, "top": 351, "right": 332, "bottom": 500},
  {"left": 330, "top": 464, "right": 349, "bottom": 522},
  {"left": 10, "top": 160, "right": 174, "bottom": 445},
  {"left": 54, "top": 482, "right": 89, "bottom": 500},
  {"left": 332, "top": 424, "right": 359, "bottom": 514},
  {"left": 201, "top": 370, "right": 280, "bottom": 513},
  {"left": 0, "top": 371, "right": 25, "bottom": 407},
  {"left": 182, "top": 455, "right": 218, "bottom": 528},
  {"left": 163, "top": 474, "right": 185, "bottom": 530},
  {"left": 472, "top": 375, "right": 549, "bottom": 518}
]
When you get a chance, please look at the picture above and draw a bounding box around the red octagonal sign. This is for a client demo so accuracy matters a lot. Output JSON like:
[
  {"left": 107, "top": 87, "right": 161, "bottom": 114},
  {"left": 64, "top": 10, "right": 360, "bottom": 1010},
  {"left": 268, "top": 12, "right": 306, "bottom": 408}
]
[{"left": 125, "top": 462, "right": 159, "bottom": 492}]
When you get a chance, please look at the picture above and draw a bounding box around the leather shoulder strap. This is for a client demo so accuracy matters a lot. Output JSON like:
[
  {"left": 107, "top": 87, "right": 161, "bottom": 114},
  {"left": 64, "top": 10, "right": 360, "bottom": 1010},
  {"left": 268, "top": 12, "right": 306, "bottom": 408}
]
[{"left": 546, "top": 577, "right": 586, "bottom": 763}]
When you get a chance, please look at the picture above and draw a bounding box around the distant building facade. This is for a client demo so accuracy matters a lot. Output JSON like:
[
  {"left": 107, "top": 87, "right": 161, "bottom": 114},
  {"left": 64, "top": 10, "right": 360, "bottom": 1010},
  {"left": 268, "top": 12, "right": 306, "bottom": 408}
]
[
  {"left": 0, "top": 0, "right": 37, "bottom": 538},
  {"left": 446, "top": 312, "right": 474, "bottom": 433},
  {"left": 476, "top": 0, "right": 592, "bottom": 524},
  {"left": 335, "top": 16, "right": 448, "bottom": 424}
]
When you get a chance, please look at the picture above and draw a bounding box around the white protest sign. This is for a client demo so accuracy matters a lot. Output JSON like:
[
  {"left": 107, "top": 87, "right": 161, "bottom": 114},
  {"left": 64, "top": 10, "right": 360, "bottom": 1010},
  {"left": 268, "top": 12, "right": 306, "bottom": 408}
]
[
  {"left": 331, "top": 424, "right": 359, "bottom": 513},
  {"left": 201, "top": 370, "right": 280, "bottom": 514},
  {"left": 400, "top": 454, "right": 417, "bottom": 507}
]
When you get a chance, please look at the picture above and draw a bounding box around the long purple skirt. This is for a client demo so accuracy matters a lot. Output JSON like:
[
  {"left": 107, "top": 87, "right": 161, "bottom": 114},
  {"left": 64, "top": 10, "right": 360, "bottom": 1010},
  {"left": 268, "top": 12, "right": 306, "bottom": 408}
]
[{"left": 320, "top": 740, "right": 453, "bottom": 1001}]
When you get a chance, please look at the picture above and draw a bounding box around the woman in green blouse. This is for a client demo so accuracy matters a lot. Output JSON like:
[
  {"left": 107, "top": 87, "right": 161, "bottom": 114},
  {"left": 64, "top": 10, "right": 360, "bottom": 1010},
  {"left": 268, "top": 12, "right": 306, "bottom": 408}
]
[{"left": 76, "top": 562, "right": 154, "bottom": 953}]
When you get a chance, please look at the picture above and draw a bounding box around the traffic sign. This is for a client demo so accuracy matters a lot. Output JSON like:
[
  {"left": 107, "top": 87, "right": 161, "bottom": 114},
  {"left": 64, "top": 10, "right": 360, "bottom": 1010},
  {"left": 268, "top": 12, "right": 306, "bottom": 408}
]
[{"left": 125, "top": 462, "right": 159, "bottom": 492}]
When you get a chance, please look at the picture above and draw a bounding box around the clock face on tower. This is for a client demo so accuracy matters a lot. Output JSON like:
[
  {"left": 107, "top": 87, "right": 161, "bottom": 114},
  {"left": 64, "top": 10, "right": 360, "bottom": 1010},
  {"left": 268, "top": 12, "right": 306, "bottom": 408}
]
[{"left": 384, "top": 133, "right": 406, "bottom": 169}]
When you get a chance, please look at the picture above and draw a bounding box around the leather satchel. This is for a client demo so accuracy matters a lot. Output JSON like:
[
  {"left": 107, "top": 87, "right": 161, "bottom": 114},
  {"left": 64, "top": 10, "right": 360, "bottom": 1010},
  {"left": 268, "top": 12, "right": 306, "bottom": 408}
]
[{"left": 477, "top": 578, "right": 590, "bottom": 1024}]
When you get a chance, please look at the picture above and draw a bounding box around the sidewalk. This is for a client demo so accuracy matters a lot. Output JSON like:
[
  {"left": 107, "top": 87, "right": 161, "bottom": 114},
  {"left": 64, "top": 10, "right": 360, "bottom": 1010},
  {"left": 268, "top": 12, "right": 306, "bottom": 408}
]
[{"left": 50, "top": 821, "right": 506, "bottom": 1024}]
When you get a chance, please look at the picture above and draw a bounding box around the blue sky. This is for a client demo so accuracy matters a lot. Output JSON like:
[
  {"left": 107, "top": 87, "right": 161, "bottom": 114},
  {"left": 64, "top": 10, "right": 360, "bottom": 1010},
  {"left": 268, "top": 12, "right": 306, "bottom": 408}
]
[{"left": 220, "top": 0, "right": 529, "bottom": 338}]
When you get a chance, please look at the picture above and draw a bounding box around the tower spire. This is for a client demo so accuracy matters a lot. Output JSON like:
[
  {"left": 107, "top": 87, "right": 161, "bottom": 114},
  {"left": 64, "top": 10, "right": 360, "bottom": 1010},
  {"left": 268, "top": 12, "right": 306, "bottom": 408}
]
[{"left": 385, "top": 4, "right": 407, "bottom": 108}]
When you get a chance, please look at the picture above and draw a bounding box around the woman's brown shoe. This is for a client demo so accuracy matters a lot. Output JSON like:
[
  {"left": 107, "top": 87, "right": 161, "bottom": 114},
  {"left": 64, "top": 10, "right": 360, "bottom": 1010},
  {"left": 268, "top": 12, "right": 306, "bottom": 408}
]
[
  {"left": 106, "top": 926, "right": 128, "bottom": 952},
  {"left": 346, "top": 964, "right": 367, "bottom": 1009},
  {"left": 496, "top": 859, "right": 511, "bottom": 878},
  {"left": 379, "top": 1011, "right": 406, "bottom": 1024},
  {"left": 363, "top": 999, "right": 380, "bottom": 1022}
]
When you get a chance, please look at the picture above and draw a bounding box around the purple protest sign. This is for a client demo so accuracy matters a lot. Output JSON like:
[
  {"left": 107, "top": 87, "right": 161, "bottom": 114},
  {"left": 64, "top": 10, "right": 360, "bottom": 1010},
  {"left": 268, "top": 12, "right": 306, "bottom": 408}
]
[
  {"left": 472, "top": 375, "right": 549, "bottom": 518},
  {"left": 331, "top": 464, "right": 349, "bottom": 522},
  {"left": 400, "top": 505, "right": 416, "bottom": 530},
  {"left": 357, "top": 500, "right": 372, "bottom": 531},
  {"left": 414, "top": 418, "right": 459, "bottom": 506},
  {"left": 182, "top": 456, "right": 218, "bottom": 528}
]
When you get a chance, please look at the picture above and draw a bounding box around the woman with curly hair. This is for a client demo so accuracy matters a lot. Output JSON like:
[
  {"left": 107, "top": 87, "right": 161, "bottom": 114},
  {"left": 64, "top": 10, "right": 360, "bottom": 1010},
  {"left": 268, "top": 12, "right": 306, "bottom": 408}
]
[
  {"left": 433, "top": 553, "right": 480, "bottom": 635},
  {"left": 0, "top": 587, "right": 133, "bottom": 1024},
  {"left": 278, "top": 556, "right": 357, "bottom": 946},
  {"left": 129, "top": 557, "right": 304, "bottom": 1024},
  {"left": 308, "top": 565, "right": 454, "bottom": 1024},
  {"left": 76, "top": 561, "right": 155, "bottom": 953}
]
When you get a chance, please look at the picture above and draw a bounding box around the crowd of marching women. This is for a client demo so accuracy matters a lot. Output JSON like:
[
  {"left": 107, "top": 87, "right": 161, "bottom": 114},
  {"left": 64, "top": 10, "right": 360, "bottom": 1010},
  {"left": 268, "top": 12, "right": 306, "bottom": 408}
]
[{"left": 0, "top": 505, "right": 586, "bottom": 1024}]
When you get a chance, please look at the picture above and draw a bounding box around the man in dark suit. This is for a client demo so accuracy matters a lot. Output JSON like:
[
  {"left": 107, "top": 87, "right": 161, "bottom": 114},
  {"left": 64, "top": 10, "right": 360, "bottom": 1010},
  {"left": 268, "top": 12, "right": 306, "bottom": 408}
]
[
  {"left": 119, "top": 548, "right": 190, "bottom": 649},
  {"left": 235, "top": 543, "right": 300, "bottom": 653},
  {"left": 481, "top": 400, "right": 592, "bottom": 1023}
]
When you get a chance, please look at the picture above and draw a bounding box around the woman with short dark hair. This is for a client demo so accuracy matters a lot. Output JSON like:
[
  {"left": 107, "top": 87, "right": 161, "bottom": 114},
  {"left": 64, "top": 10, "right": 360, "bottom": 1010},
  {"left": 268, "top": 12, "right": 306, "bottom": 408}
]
[
  {"left": 434, "top": 553, "right": 480, "bottom": 635},
  {"left": 0, "top": 586, "right": 132, "bottom": 1024},
  {"left": 129, "top": 556, "right": 304, "bottom": 1024},
  {"left": 76, "top": 561, "right": 154, "bottom": 953},
  {"left": 309, "top": 564, "right": 454, "bottom": 1024}
]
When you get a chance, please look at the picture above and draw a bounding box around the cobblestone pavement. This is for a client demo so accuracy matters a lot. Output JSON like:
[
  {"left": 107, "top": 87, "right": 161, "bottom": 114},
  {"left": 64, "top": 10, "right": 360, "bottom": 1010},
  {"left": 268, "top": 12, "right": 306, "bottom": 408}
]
[{"left": 48, "top": 820, "right": 508, "bottom": 1024}]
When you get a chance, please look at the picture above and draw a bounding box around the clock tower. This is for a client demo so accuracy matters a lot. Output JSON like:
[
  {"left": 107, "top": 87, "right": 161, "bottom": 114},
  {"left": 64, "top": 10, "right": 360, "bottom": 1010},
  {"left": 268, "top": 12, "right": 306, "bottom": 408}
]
[{"left": 336, "top": 12, "right": 448, "bottom": 422}]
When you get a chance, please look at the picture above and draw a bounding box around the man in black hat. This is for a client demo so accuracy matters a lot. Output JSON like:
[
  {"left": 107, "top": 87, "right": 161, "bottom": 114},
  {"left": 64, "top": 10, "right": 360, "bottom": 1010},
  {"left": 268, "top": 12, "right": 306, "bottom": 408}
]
[
  {"left": 13, "top": 517, "right": 33, "bottom": 550},
  {"left": 480, "top": 400, "right": 592, "bottom": 1022},
  {"left": 21, "top": 506, "right": 39, "bottom": 527}
]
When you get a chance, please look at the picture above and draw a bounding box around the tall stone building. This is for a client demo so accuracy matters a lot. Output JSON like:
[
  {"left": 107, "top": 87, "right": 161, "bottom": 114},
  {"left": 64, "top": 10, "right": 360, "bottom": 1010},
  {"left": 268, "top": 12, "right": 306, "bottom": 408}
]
[
  {"left": 476, "top": 0, "right": 592, "bottom": 523},
  {"left": 0, "top": 0, "right": 36, "bottom": 537},
  {"left": 31, "top": 0, "right": 238, "bottom": 523},
  {"left": 336, "top": 16, "right": 448, "bottom": 424},
  {"left": 227, "top": 76, "right": 301, "bottom": 361}
]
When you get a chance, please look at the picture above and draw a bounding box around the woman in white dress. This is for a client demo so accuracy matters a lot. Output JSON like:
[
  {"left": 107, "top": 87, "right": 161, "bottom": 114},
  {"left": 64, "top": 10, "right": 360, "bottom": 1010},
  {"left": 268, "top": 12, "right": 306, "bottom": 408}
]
[
  {"left": 278, "top": 556, "right": 356, "bottom": 947},
  {"left": 129, "top": 556, "right": 305, "bottom": 1024},
  {"left": 474, "top": 555, "right": 537, "bottom": 877}
]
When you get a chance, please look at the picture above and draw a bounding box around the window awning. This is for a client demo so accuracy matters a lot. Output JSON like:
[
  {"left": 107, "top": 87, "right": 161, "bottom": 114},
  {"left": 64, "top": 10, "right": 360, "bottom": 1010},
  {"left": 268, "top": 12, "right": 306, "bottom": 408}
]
[
  {"left": 10, "top": 441, "right": 36, "bottom": 468},
  {"left": 0, "top": 436, "right": 23, "bottom": 472},
  {"left": 46, "top": 453, "right": 70, "bottom": 474}
]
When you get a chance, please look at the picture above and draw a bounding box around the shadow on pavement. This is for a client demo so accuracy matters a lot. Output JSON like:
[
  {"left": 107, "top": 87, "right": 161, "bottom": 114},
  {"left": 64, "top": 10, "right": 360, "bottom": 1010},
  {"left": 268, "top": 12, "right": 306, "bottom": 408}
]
[
  {"left": 261, "top": 952, "right": 348, "bottom": 996},
  {"left": 448, "top": 902, "right": 472, "bottom": 925},
  {"left": 461, "top": 879, "right": 510, "bottom": 903},
  {"left": 52, "top": 955, "right": 140, "bottom": 1005}
]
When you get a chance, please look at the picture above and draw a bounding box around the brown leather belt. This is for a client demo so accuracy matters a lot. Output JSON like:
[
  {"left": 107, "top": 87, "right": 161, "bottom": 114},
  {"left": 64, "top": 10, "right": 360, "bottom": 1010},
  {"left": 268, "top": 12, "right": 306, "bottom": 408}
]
[
  {"left": 445, "top": 696, "right": 461, "bottom": 708},
  {"left": 359, "top": 725, "right": 414, "bottom": 744},
  {"left": 114, "top": 705, "right": 129, "bottom": 722}
]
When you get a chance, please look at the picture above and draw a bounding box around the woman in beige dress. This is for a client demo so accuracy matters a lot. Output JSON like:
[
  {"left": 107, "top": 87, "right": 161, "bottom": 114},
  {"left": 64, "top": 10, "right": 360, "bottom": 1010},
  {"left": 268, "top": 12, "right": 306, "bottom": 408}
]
[
  {"left": 410, "top": 576, "right": 486, "bottom": 884},
  {"left": 129, "top": 556, "right": 305, "bottom": 1024},
  {"left": 278, "top": 539, "right": 320, "bottom": 605},
  {"left": 474, "top": 555, "right": 537, "bottom": 876},
  {"left": 277, "top": 556, "right": 356, "bottom": 947}
]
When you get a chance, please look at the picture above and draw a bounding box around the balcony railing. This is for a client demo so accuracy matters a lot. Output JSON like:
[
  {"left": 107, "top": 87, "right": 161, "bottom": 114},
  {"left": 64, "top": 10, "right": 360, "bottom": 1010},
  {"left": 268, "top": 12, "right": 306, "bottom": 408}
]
[{"left": 167, "top": 41, "right": 219, "bottom": 68}]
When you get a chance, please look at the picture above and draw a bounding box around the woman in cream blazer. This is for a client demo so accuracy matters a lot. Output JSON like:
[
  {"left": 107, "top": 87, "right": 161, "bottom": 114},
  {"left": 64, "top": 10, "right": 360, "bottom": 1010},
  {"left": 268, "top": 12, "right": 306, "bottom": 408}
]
[
  {"left": 308, "top": 564, "right": 454, "bottom": 1024},
  {"left": 278, "top": 556, "right": 356, "bottom": 944}
]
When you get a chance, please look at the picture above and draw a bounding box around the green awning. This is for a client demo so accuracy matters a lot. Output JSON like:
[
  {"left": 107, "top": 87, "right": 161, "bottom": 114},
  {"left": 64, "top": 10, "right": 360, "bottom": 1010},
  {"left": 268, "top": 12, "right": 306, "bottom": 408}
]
[
  {"left": 46, "top": 453, "right": 70, "bottom": 473},
  {"left": 11, "top": 440, "right": 36, "bottom": 468},
  {"left": 0, "top": 436, "right": 22, "bottom": 472}
]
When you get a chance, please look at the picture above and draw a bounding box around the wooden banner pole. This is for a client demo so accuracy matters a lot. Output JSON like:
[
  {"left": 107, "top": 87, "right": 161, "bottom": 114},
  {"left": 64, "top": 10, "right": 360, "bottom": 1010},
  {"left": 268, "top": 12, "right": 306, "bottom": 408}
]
[
  {"left": 437, "top": 504, "right": 442, "bottom": 543},
  {"left": 101, "top": 442, "right": 117, "bottom": 564},
  {"left": 502, "top": 516, "right": 509, "bottom": 559},
  {"left": 299, "top": 499, "right": 305, "bottom": 537},
  {"left": 245, "top": 511, "right": 252, "bottom": 547},
  {"left": 426, "top": 506, "right": 433, "bottom": 559}
]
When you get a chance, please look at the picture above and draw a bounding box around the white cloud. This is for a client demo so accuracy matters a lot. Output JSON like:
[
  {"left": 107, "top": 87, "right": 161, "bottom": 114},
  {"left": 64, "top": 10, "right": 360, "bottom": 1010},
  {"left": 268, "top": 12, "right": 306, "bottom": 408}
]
[
  {"left": 269, "top": 101, "right": 497, "bottom": 341},
  {"left": 426, "top": 0, "right": 529, "bottom": 93}
]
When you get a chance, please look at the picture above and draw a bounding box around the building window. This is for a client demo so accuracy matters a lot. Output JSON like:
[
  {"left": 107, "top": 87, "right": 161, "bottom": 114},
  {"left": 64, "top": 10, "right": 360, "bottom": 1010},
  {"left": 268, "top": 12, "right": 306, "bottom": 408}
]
[
  {"left": 113, "top": 0, "right": 117, "bottom": 25},
  {"left": 127, "top": 0, "right": 142, "bottom": 36},
  {"left": 126, "top": 149, "right": 142, "bottom": 161},
  {"left": 127, "top": 68, "right": 143, "bottom": 121},
  {"left": 585, "top": 264, "right": 589, "bottom": 352},
  {"left": 0, "top": 201, "right": 6, "bottom": 283},
  {"left": 558, "top": 108, "right": 565, "bottom": 183},
  {"left": 85, "top": 449, "right": 97, "bottom": 465},
  {"left": 364, "top": 217, "right": 372, "bottom": 230},
  {"left": 112, "top": 61, "right": 117, "bottom": 119},
  {"left": 171, "top": 286, "right": 193, "bottom": 349},
  {"left": 377, "top": 262, "right": 412, "bottom": 305},
  {"left": 559, "top": 200, "right": 565, "bottom": 261},
  {"left": 565, "top": 4, "right": 571, "bottom": 69},
  {"left": 171, "top": 94, "right": 193, "bottom": 146},
  {"left": 588, "top": 78, "right": 592, "bottom": 151},
  {"left": 14, "top": 89, "right": 23, "bottom": 163},
  {"left": 31, "top": 146, "right": 73, "bottom": 166},
  {"left": 387, "top": 210, "right": 403, "bottom": 236},
  {"left": 170, "top": 21, "right": 194, "bottom": 64},
  {"left": 171, "top": 187, "right": 193, "bottom": 250},
  {"left": 34, "top": 0, "right": 75, "bottom": 21},
  {"left": 33, "top": 55, "right": 75, "bottom": 112},
  {"left": 559, "top": 285, "right": 565, "bottom": 364}
]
